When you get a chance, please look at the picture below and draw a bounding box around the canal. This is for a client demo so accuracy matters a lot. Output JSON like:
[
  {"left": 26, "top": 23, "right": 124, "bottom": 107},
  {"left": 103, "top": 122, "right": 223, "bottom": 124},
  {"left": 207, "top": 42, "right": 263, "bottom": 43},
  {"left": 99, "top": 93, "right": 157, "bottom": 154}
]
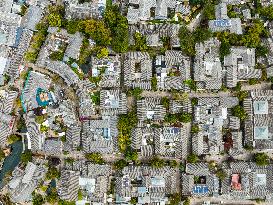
[{"left": 0, "top": 141, "right": 23, "bottom": 188}]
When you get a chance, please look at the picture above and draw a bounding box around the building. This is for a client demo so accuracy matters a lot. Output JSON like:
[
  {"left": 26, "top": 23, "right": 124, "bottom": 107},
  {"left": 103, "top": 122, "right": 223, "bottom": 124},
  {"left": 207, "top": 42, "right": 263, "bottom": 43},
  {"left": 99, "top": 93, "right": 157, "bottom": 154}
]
[
  {"left": 82, "top": 116, "right": 118, "bottom": 154},
  {"left": 194, "top": 38, "right": 223, "bottom": 90},
  {"left": 132, "top": 126, "right": 190, "bottom": 159},
  {"left": 63, "top": 161, "right": 112, "bottom": 203},
  {"left": 0, "top": 89, "right": 18, "bottom": 145},
  {"left": 137, "top": 97, "right": 167, "bottom": 122},
  {"left": 115, "top": 166, "right": 178, "bottom": 204},
  {"left": 221, "top": 162, "right": 273, "bottom": 200},
  {"left": 124, "top": 52, "right": 153, "bottom": 90},
  {"left": 100, "top": 89, "right": 127, "bottom": 116},
  {"left": 209, "top": 3, "right": 242, "bottom": 35},
  {"left": 244, "top": 90, "right": 273, "bottom": 150},
  {"left": 129, "top": 23, "right": 181, "bottom": 48},
  {"left": 127, "top": 0, "right": 176, "bottom": 23},
  {"left": 224, "top": 47, "right": 261, "bottom": 88},
  {"left": 182, "top": 163, "right": 220, "bottom": 197},
  {"left": 155, "top": 50, "right": 191, "bottom": 90},
  {"left": 66, "top": 125, "right": 81, "bottom": 150},
  {"left": 64, "top": 0, "right": 106, "bottom": 19},
  {"left": 58, "top": 170, "right": 80, "bottom": 201},
  {"left": 8, "top": 162, "right": 47, "bottom": 203},
  {"left": 21, "top": 71, "right": 51, "bottom": 111},
  {"left": 192, "top": 97, "right": 239, "bottom": 156},
  {"left": 91, "top": 55, "right": 121, "bottom": 88}
]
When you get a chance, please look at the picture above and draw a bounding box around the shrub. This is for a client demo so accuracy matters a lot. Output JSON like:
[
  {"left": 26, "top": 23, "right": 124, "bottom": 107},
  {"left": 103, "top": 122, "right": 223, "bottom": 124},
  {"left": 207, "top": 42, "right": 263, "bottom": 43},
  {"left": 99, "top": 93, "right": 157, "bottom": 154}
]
[
  {"left": 232, "top": 105, "right": 247, "bottom": 120},
  {"left": 191, "top": 124, "right": 200, "bottom": 133},
  {"left": 85, "top": 153, "right": 105, "bottom": 164},
  {"left": 254, "top": 153, "right": 269, "bottom": 166},
  {"left": 187, "top": 154, "right": 199, "bottom": 163}
]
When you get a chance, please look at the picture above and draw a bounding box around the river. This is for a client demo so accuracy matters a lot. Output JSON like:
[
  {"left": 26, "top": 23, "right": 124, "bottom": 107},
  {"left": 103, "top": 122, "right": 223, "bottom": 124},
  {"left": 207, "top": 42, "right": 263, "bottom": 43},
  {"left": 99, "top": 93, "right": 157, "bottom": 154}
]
[{"left": 0, "top": 141, "right": 23, "bottom": 188}]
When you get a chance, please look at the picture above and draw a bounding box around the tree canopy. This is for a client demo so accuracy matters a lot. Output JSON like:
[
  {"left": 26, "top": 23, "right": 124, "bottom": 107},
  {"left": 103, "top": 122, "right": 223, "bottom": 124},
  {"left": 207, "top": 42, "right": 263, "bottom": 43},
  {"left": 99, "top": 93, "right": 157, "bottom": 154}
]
[
  {"left": 46, "top": 167, "right": 60, "bottom": 180},
  {"left": 187, "top": 154, "right": 199, "bottom": 163},
  {"left": 254, "top": 153, "right": 270, "bottom": 166},
  {"left": 79, "top": 19, "right": 111, "bottom": 46},
  {"left": 85, "top": 153, "right": 105, "bottom": 164},
  {"left": 21, "top": 150, "right": 32, "bottom": 163},
  {"left": 232, "top": 105, "right": 247, "bottom": 120},
  {"left": 104, "top": 5, "right": 129, "bottom": 53}
]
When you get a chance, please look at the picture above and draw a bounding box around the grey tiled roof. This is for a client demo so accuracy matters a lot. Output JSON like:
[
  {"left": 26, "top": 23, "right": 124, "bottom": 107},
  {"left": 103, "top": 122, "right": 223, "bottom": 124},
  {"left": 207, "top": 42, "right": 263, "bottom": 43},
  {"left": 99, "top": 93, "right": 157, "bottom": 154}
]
[
  {"left": 8, "top": 162, "right": 47, "bottom": 203},
  {"left": 194, "top": 38, "right": 223, "bottom": 90},
  {"left": 224, "top": 47, "right": 260, "bottom": 88}
]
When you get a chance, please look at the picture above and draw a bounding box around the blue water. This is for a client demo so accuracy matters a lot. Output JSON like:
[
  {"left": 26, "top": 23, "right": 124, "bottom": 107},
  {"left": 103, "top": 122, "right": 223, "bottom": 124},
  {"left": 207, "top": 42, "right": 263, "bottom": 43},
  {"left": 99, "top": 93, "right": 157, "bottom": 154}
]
[
  {"left": 46, "top": 179, "right": 57, "bottom": 194},
  {"left": 36, "top": 88, "right": 51, "bottom": 106},
  {"left": 0, "top": 141, "right": 23, "bottom": 187}
]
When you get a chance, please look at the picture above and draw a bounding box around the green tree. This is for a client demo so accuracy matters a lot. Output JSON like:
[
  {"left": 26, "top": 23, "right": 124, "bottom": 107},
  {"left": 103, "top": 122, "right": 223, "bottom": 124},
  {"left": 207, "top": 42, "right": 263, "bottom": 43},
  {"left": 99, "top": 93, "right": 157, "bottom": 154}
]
[
  {"left": 125, "top": 149, "right": 138, "bottom": 161},
  {"left": 20, "top": 4, "right": 28, "bottom": 16},
  {"left": 48, "top": 13, "right": 62, "bottom": 27},
  {"left": 179, "top": 26, "right": 196, "bottom": 56},
  {"left": 0, "top": 148, "right": 5, "bottom": 161},
  {"left": 234, "top": 82, "right": 241, "bottom": 91},
  {"left": 249, "top": 78, "right": 260, "bottom": 85},
  {"left": 161, "top": 97, "right": 170, "bottom": 109},
  {"left": 32, "top": 193, "right": 44, "bottom": 205},
  {"left": 256, "top": 45, "right": 269, "bottom": 57},
  {"left": 60, "top": 135, "right": 66, "bottom": 142},
  {"left": 35, "top": 115, "right": 46, "bottom": 124},
  {"left": 91, "top": 91, "right": 100, "bottom": 105},
  {"left": 189, "top": 0, "right": 204, "bottom": 6},
  {"left": 191, "top": 98, "right": 198, "bottom": 106},
  {"left": 117, "top": 111, "right": 138, "bottom": 153},
  {"left": 169, "top": 193, "right": 181, "bottom": 205},
  {"left": 104, "top": 5, "right": 129, "bottom": 53},
  {"left": 219, "top": 41, "right": 231, "bottom": 61},
  {"left": 49, "top": 51, "right": 64, "bottom": 61},
  {"left": 21, "top": 150, "right": 32, "bottom": 163},
  {"left": 216, "top": 169, "right": 227, "bottom": 180},
  {"left": 46, "top": 188, "right": 59, "bottom": 204},
  {"left": 183, "top": 197, "right": 190, "bottom": 205},
  {"left": 85, "top": 153, "right": 105, "bottom": 164},
  {"left": 241, "top": 20, "right": 267, "bottom": 48},
  {"left": 64, "top": 20, "right": 79, "bottom": 34},
  {"left": 78, "top": 190, "right": 83, "bottom": 200},
  {"left": 183, "top": 79, "right": 197, "bottom": 91},
  {"left": 254, "top": 153, "right": 270, "bottom": 166},
  {"left": 244, "top": 144, "right": 254, "bottom": 151},
  {"left": 232, "top": 105, "right": 247, "bottom": 120},
  {"left": 193, "top": 28, "right": 212, "bottom": 43},
  {"left": 58, "top": 200, "right": 76, "bottom": 205},
  {"left": 259, "top": 5, "right": 273, "bottom": 20},
  {"left": 169, "top": 160, "right": 178, "bottom": 168},
  {"left": 46, "top": 167, "right": 60, "bottom": 180},
  {"left": 25, "top": 51, "right": 38, "bottom": 63},
  {"left": 80, "top": 20, "right": 111, "bottom": 46},
  {"left": 187, "top": 154, "right": 199, "bottom": 163},
  {"left": 130, "top": 197, "right": 138, "bottom": 205},
  {"left": 236, "top": 90, "right": 248, "bottom": 102},
  {"left": 133, "top": 32, "right": 148, "bottom": 51},
  {"left": 202, "top": 1, "right": 215, "bottom": 20},
  {"left": 40, "top": 125, "right": 48, "bottom": 133},
  {"left": 179, "top": 112, "right": 192, "bottom": 123},
  {"left": 127, "top": 88, "right": 143, "bottom": 100},
  {"left": 150, "top": 156, "right": 165, "bottom": 168},
  {"left": 191, "top": 124, "right": 200, "bottom": 133},
  {"left": 7, "top": 134, "right": 21, "bottom": 144},
  {"left": 151, "top": 77, "right": 157, "bottom": 91},
  {"left": 114, "top": 159, "right": 128, "bottom": 170},
  {"left": 96, "top": 47, "right": 109, "bottom": 59},
  {"left": 164, "top": 113, "right": 178, "bottom": 124},
  {"left": 65, "top": 158, "right": 74, "bottom": 164}
]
